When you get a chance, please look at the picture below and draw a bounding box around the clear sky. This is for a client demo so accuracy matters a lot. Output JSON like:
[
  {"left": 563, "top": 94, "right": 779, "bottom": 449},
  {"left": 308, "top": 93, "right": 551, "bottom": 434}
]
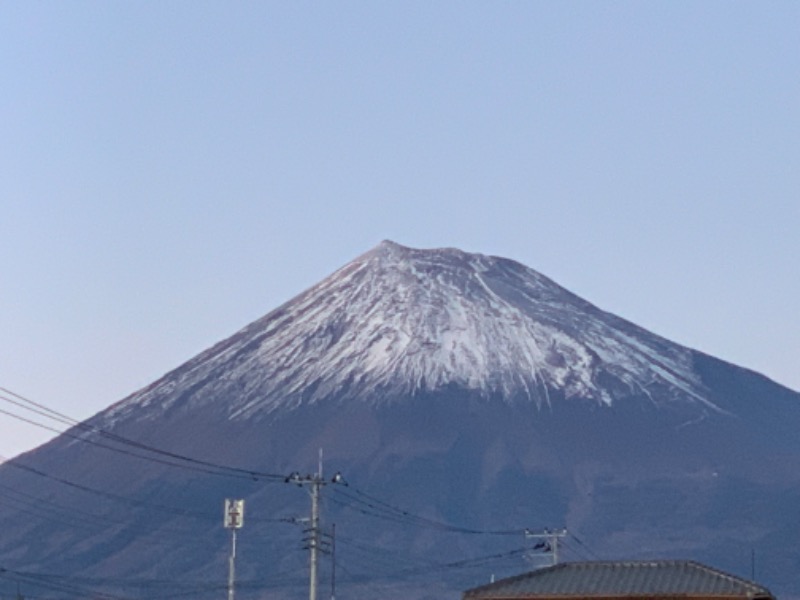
[{"left": 1, "top": 2, "right": 798, "bottom": 458}]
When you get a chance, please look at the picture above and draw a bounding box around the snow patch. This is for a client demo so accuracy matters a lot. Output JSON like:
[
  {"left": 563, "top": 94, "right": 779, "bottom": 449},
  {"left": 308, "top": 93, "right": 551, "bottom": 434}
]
[{"left": 101, "top": 241, "right": 716, "bottom": 425}]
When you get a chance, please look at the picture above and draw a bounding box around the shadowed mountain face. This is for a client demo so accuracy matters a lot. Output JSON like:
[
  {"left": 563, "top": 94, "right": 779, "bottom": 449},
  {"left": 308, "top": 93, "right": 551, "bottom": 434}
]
[{"left": 1, "top": 241, "right": 799, "bottom": 600}]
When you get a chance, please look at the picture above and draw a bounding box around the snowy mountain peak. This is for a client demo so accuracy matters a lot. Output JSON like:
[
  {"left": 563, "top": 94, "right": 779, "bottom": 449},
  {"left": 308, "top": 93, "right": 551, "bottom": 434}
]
[
  {"left": 17, "top": 241, "right": 800, "bottom": 600},
  {"left": 107, "top": 242, "right": 716, "bottom": 423}
]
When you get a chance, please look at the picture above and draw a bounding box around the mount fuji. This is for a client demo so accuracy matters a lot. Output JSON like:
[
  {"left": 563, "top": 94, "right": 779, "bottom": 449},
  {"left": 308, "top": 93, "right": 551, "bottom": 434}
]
[{"left": 1, "top": 241, "right": 799, "bottom": 600}]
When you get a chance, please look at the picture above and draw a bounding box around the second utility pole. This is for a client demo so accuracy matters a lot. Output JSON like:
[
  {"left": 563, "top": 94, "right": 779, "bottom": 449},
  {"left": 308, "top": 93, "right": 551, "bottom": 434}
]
[
  {"left": 309, "top": 467, "right": 321, "bottom": 600},
  {"left": 286, "top": 451, "right": 345, "bottom": 600}
]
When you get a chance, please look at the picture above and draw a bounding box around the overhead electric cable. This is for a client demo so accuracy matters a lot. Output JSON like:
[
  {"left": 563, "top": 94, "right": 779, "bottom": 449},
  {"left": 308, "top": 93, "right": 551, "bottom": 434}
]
[
  {"left": 331, "top": 485, "right": 523, "bottom": 536},
  {"left": 0, "top": 455, "right": 286, "bottom": 526},
  {"left": 0, "top": 386, "right": 286, "bottom": 481},
  {"left": 0, "top": 566, "right": 135, "bottom": 600},
  {"left": 333, "top": 546, "right": 529, "bottom": 583},
  {"left": 7, "top": 562, "right": 310, "bottom": 600},
  {"left": 0, "top": 405, "right": 266, "bottom": 480},
  {"left": 568, "top": 533, "right": 601, "bottom": 559},
  {"left": 333, "top": 533, "right": 432, "bottom": 573}
]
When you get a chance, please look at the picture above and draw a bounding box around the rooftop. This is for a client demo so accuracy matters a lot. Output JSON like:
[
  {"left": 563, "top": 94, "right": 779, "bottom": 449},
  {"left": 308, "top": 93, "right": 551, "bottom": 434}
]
[{"left": 464, "top": 561, "right": 773, "bottom": 599}]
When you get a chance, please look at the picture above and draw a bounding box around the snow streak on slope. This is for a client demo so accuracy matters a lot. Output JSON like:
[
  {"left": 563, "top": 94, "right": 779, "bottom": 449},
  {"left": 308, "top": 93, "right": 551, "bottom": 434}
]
[{"left": 104, "top": 241, "right": 715, "bottom": 423}]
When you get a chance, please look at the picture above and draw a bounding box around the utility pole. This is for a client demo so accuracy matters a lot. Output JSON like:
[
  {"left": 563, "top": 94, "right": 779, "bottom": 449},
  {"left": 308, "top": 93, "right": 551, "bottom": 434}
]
[
  {"left": 330, "top": 523, "right": 337, "bottom": 600},
  {"left": 285, "top": 451, "right": 345, "bottom": 600},
  {"left": 524, "top": 528, "right": 567, "bottom": 567},
  {"left": 229, "top": 527, "right": 237, "bottom": 600},
  {"left": 310, "top": 470, "right": 320, "bottom": 600}
]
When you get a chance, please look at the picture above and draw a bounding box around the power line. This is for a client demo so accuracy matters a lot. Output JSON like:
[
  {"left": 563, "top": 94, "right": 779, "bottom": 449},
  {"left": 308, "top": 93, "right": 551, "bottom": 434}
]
[
  {"left": 333, "top": 533, "right": 436, "bottom": 574},
  {"left": 330, "top": 485, "right": 523, "bottom": 536},
  {"left": 0, "top": 386, "right": 286, "bottom": 482},
  {"left": 568, "top": 533, "right": 601, "bottom": 560},
  {"left": 0, "top": 455, "right": 287, "bottom": 527},
  {"left": 336, "top": 546, "right": 529, "bottom": 583},
  {"left": 0, "top": 564, "right": 312, "bottom": 600},
  {"left": 0, "top": 405, "right": 267, "bottom": 481},
  {"left": 0, "top": 566, "right": 135, "bottom": 600}
]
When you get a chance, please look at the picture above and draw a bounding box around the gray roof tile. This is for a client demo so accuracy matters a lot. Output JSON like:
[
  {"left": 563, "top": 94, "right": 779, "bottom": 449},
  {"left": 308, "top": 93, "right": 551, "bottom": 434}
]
[{"left": 464, "top": 561, "right": 772, "bottom": 599}]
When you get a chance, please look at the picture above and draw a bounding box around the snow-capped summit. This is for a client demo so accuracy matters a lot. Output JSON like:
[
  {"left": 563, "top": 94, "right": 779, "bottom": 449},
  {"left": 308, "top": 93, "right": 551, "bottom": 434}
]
[{"left": 107, "top": 240, "right": 715, "bottom": 423}]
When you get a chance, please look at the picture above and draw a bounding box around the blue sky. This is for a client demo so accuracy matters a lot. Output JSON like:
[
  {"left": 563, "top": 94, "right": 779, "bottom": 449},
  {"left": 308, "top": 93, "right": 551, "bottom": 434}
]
[{"left": 1, "top": 2, "right": 798, "bottom": 457}]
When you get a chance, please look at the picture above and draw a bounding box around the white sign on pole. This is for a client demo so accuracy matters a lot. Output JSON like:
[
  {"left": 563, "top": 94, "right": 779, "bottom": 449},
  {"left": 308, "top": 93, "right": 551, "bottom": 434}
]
[{"left": 224, "top": 499, "right": 245, "bottom": 529}]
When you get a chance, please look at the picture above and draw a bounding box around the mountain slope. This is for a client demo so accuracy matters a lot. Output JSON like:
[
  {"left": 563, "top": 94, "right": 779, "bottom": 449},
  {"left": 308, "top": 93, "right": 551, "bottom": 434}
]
[
  {"left": 103, "top": 240, "right": 717, "bottom": 427},
  {"left": 1, "top": 241, "right": 798, "bottom": 600}
]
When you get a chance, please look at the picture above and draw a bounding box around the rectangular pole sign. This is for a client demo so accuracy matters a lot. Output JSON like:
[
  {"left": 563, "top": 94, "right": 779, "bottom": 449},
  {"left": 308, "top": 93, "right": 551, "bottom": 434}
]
[{"left": 224, "top": 499, "right": 245, "bottom": 529}]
